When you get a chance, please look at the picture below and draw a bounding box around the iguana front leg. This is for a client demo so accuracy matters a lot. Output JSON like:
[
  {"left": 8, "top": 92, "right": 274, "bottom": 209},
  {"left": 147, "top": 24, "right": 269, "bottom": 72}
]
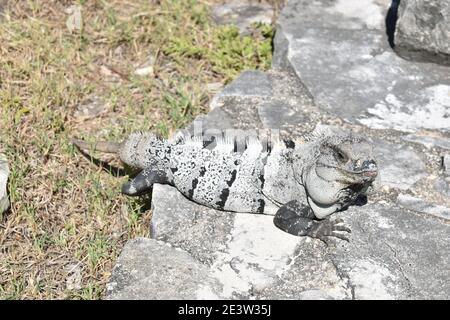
[
  {"left": 273, "top": 200, "right": 351, "bottom": 242},
  {"left": 121, "top": 167, "right": 169, "bottom": 196}
]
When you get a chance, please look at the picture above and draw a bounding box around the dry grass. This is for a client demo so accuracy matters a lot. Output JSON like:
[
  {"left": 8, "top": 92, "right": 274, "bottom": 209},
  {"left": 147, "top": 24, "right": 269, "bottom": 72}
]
[{"left": 0, "top": 0, "right": 274, "bottom": 299}]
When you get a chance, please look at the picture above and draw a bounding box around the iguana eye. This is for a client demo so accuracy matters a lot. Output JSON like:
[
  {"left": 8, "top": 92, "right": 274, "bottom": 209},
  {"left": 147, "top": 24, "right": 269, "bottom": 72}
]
[{"left": 335, "top": 149, "right": 348, "bottom": 162}]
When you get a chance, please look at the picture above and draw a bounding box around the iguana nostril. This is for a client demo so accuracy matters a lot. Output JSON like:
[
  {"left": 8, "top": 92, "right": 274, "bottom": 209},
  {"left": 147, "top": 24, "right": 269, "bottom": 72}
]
[{"left": 362, "top": 160, "right": 377, "bottom": 170}]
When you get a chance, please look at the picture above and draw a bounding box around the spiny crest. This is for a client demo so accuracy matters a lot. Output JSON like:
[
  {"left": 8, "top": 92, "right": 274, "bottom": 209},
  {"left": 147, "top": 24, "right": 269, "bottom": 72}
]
[{"left": 306, "top": 124, "right": 364, "bottom": 147}]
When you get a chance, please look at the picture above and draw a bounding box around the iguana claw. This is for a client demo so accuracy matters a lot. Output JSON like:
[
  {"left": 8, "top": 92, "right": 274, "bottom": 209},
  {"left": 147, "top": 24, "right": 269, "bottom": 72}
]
[{"left": 309, "top": 218, "right": 351, "bottom": 243}]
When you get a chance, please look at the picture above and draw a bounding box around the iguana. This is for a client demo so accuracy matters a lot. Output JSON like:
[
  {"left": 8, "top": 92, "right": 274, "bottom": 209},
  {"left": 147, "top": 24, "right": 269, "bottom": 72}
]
[{"left": 71, "top": 125, "right": 378, "bottom": 242}]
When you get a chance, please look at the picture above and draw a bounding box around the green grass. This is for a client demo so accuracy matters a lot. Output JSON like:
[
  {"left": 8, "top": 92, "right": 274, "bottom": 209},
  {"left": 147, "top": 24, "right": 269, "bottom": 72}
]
[{"left": 0, "top": 0, "right": 275, "bottom": 299}]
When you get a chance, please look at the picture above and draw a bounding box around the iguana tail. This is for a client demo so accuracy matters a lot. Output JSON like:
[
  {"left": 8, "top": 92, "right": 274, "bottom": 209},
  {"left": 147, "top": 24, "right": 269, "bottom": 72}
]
[
  {"left": 71, "top": 132, "right": 170, "bottom": 170},
  {"left": 70, "top": 138, "right": 120, "bottom": 154}
]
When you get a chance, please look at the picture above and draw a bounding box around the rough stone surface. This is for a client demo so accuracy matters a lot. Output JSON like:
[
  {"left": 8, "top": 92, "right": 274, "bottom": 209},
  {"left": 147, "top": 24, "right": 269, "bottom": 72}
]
[
  {"left": 433, "top": 178, "right": 450, "bottom": 198},
  {"left": 151, "top": 183, "right": 353, "bottom": 299},
  {"left": 403, "top": 134, "right": 450, "bottom": 151},
  {"left": 211, "top": 0, "right": 273, "bottom": 34},
  {"left": 395, "top": 0, "right": 450, "bottom": 65},
  {"left": 273, "top": 0, "right": 450, "bottom": 132},
  {"left": 0, "top": 153, "right": 9, "bottom": 215},
  {"left": 372, "top": 140, "right": 427, "bottom": 190},
  {"left": 107, "top": 0, "right": 450, "bottom": 300},
  {"left": 297, "top": 290, "right": 334, "bottom": 300},
  {"left": 257, "top": 100, "right": 308, "bottom": 130},
  {"left": 210, "top": 70, "right": 273, "bottom": 109},
  {"left": 332, "top": 204, "right": 450, "bottom": 300},
  {"left": 151, "top": 184, "right": 235, "bottom": 266},
  {"left": 105, "top": 238, "right": 222, "bottom": 299},
  {"left": 397, "top": 193, "right": 450, "bottom": 221},
  {"left": 444, "top": 154, "right": 450, "bottom": 176}
]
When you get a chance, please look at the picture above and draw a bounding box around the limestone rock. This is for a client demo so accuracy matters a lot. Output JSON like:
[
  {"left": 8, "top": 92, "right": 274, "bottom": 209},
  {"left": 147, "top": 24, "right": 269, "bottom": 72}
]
[
  {"left": 273, "top": 0, "right": 450, "bottom": 133},
  {"left": 150, "top": 184, "right": 235, "bottom": 266},
  {"left": 395, "top": 0, "right": 450, "bottom": 65},
  {"left": 211, "top": 0, "right": 273, "bottom": 34},
  {"left": 373, "top": 140, "right": 427, "bottom": 190},
  {"left": 403, "top": 134, "right": 450, "bottom": 150},
  {"left": 105, "top": 238, "right": 222, "bottom": 300},
  {"left": 210, "top": 70, "right": 273, "bottom": 110},
  {"left": 397, "top": 193, "right": 450, "bottom": 221},
  {"left": 0, "top": 153, "right": 10, "bottom": 215},
  {"left": 444, "top": 154, "right": 450, "bottom": 176},
  {"left": 150, "top": 184, "right": 348, "bottom": 299},
  {"left": 433, "top": 178, "right": 450, "bottom": 198},
  {"left": 331, "top": 203, "right": 450, "bottom": 299}
]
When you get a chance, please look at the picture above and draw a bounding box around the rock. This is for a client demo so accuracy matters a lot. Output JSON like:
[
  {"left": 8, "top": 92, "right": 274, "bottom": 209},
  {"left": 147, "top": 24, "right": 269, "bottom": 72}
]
[
  {"left": 210, "top": 70, "right": 273, "bottom": 110},
  {"left": 207, "top": 69, "right": 319, "bottom": 136},
  {"left": 65, "top": 4, "right": 82, "bottom": 33},
  {"left": 211, "top": 0, "right": 273, "bottom": 34},
  {"left": 134, "top": 66, "right": 153, "bottom": 77},
  {"left": 394, "top": 0, "right": 450, "bottom": 66},
  {"left": 134, "top": 55, "right": 155, "bottom": 77},
  {"left": 397, "top": 193, "right": 450, "bottom": 221},
  {"left": 150, "top": 184, "right": 235, "bottom": 265},
  {"left": 65, "top": 263, "right": 82, "bottom": 290},
  {"left": 257, "top": 100, "right": 308, "bottom": 130},
  {"left": 331, "top": 203, "right": 450, "bottom": 299},
  {"left": 297, "top": 290, "right": 334, "bottom": 300},
  {"left": 109, "top": 200, "right": 450, "bottom": 299},
  {"left": 184, "top": 107, "right": 236, "bottom": 136},
  {"left": 148, "top": 185, "right": 347, "bottom": 299},
  {"left": 0, "top": 0, "right": 6, "bottom": 16},
  {"left": 373, "top": 140, "right": 427, "bottom": 190},
  {"left": 105, "top": 238, "right": 222, "bottom": 299},
  {"left": 403, "top": 134, "right": 450, "bottom": 150},
  {"left": 273, "top": 0, "right": 450, "bottom": 133},
  {"left": 0, "top": 153, "right": 10, "bottom": 215},
  {"left": 444, "top": 154, "right": 450, "bottom": 176},
  {"left": 433, "top": 178, "right": 450, "bottom": 198}
]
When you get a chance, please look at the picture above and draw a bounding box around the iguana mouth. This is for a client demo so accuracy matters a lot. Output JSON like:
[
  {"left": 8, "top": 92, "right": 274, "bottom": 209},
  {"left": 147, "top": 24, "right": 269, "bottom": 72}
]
[{"left": 316, "top": 162, "right": 378, "bottom": 181}]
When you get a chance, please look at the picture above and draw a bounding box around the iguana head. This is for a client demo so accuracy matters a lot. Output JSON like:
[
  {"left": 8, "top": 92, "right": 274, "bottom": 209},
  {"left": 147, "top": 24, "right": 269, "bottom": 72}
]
[
  {"left": 314, "top": 133, "right": 378, "bottom": 185},
  {"left": 299, "top": 126, "right": 378, "bottom": 219}
]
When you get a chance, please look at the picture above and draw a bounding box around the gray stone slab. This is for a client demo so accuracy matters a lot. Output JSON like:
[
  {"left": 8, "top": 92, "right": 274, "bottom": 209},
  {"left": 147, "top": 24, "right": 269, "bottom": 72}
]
[
  {"left": 211, "top": 0, "right": 273, "bottom": 34},
  {"left": 150, "top": 184, "right": 235, "bottom": 266},
  {"left": 373, "top": 139, "right": 427, "bottom": 190},
  {"left": 110, "top": 197, "right": 450, "bottom": 299},
  {"left": 184, "top": 107, "right": 236, "bottom": 135},
  {"left": 150, "top": 184, "right": 343, "bottom": 299},
  {"left": 210, "top": 70, "right": 273, "bottom": 110},
  {"left": 444, "top": 154, "right": 450, "bottom": 176},
  {"left": 403, "top": 134, "right": 450, "bottom": 150},
  {"left": 273, "top": 0, "right": 450, "bottom": 133},
  {"left": 395, "top": 0, "right": 450, "bottom": 65},
  {"left": 433, "top": 178, "right": 450, "bottom": 198},
  {"left": 257, "top": 100, "right": 309, "bottom": 130},
  {"left": 332, "top": 203, "right": 450, "bottom": 299},
  {"left": 105, "top": 238, "right": 222, "bottom": 299},
  {"left": 397, "top": 193, "right": 450, "bottom": 221},
  {"left": 0, "top": 153, "right": 9, "bottom": 215}
]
